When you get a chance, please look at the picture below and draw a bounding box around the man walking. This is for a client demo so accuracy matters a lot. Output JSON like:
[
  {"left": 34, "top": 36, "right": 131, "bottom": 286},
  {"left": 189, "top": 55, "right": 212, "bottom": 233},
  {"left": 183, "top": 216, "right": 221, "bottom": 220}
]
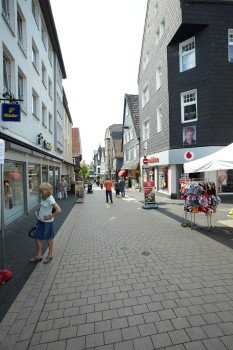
[
  {"left": 104, "top": 178, "right": 113, "bottom": 203},
  {"left": 60, "top": 176, "right": 68, "bottom": 199}
]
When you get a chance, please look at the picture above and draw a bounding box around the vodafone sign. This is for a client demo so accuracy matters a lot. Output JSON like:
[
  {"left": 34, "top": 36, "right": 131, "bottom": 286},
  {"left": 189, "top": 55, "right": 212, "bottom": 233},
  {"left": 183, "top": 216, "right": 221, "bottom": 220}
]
[{"left": 184, "top": 151, "right": 194, "bottom": 161}]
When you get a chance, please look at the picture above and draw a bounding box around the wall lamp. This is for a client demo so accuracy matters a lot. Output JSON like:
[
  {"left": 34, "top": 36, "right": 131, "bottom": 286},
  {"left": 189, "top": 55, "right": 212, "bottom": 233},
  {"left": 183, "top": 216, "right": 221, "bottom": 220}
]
[{"left": 0, "top": 90, "right": 24, "bottom": 103}]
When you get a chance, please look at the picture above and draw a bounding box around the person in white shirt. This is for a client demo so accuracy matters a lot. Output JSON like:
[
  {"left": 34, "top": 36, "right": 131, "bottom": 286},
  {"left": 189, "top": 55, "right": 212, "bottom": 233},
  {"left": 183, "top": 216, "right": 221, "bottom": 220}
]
[{"left": 29, "top": 182, "right": 61, "bottom": 264}]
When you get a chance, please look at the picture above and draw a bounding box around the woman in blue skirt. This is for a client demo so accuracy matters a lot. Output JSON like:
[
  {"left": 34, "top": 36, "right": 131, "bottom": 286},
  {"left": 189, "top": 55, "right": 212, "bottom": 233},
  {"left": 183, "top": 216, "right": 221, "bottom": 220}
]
[{"left": 29, "top": 182, "right": 61, "bottom": 264}]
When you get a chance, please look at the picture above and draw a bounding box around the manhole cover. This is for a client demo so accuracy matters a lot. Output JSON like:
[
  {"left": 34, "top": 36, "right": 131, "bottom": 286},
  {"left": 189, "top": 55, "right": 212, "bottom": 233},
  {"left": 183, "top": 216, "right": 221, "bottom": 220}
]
[
  {"left": 141, "top": 251, "right": 150, "bottom": 256},
  {"left": 120, "top": 246, "right": 129, "bottom": 250}
]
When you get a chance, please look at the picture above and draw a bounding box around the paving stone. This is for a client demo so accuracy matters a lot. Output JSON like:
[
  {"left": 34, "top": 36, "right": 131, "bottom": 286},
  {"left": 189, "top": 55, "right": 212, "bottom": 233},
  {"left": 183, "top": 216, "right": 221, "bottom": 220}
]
[
  {"left": 185, "top": 326, "right": 208, "bottom": 341},
  {"left": 151, "top": 332, "right": 172, "bottom": 348},
  {"left": 184, "top": 340, "right": 207, "bottom": 350},
  {"left": 220, "top": 335, "right": 233, "bottom": 350},
  {"left": 133, "top": 336, "right": 154, "bottom": 350},
  {"left": 168, "top": 329, "right": 190, "bottom": 345},
  {"left": 202, "top": 337, "right": 228, "bottom": 350},
  {"left": 104, "top": 329, "right": 122, "bottom": 344},
  {"left": 138, "top": 322, "right": 157, "bottom": 336}
]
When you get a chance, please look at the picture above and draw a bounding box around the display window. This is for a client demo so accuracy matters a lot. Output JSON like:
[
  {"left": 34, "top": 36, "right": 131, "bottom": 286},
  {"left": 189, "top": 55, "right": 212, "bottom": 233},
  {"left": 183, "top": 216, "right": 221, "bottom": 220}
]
[
  {"left": 28, "top": 163, "right": 40, "bottom": 209},
  {"left": 218, "top": 170, "right": 233, "bottom": 193},
  {"left": 159, "top": 166, "right": 168, "bottom": 191},
  {"left": 4, "top": 161, "right": 25, "bottom": 225}
]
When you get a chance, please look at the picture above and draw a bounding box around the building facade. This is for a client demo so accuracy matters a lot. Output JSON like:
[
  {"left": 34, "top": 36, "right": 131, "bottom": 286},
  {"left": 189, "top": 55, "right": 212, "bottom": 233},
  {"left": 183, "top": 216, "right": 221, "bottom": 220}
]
[
  {"left": 121, "top": 94, "right": 140, "bottom": 189},
  {"left": 138, "top": 0, "right": 233, "bottom": 198},
  {"left": 0, "top": 0, "right": 73, "bottom": 225},
  {"left": 104, "top": 124, "right": 123, "bottom": 180}
]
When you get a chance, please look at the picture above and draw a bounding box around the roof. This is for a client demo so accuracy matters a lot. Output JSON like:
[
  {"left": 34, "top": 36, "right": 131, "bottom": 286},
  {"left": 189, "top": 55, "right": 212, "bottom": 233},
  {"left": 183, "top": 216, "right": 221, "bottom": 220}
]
[
  {"left": 72, "top": 128, "right": 82, "bottom": 155},
  {"left": 109, "top": 124, "right": 123, "bottom": 132},
  {"left": 113, "top": 139, "right": 123, "bottom": 158}
]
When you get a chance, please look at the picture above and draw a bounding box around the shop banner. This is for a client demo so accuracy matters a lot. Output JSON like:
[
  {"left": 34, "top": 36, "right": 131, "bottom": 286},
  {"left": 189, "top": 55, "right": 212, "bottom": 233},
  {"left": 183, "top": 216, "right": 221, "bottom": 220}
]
[
  {"left": 143, "top": 180, "right": 155, "bottom": 204},
  {"left": 75, "top": 181, "right": 84, "bottom": 203}
]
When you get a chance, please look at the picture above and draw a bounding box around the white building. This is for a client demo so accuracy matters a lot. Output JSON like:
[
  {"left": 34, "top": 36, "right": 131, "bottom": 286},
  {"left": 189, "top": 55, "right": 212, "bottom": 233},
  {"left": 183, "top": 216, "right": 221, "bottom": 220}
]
[{"left": 0, "top": 0, "right": 73, "bottom": 225}]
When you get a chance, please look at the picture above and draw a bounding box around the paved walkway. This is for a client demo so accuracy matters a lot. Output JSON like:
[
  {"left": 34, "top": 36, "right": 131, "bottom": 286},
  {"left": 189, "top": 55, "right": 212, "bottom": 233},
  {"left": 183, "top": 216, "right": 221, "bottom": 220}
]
[{"left": 0, "top": 187, "right": 233, "bottom": 350}]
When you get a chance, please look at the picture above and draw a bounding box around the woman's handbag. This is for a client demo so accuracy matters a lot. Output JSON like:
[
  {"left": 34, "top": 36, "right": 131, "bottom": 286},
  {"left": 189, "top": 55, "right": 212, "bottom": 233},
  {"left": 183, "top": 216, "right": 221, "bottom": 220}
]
[{"left": 28, "top": 221, "right": 38, "bottom": 238}]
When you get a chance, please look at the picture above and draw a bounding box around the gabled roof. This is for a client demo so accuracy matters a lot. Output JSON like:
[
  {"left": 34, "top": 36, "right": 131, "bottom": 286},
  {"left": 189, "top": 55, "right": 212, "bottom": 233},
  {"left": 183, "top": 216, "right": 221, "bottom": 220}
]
[
  {"left": 124, "top": 94, "right": 140, "bottom": 139},
  {"left": 72, "top": 128, "right": 82, "bottom": 156}
]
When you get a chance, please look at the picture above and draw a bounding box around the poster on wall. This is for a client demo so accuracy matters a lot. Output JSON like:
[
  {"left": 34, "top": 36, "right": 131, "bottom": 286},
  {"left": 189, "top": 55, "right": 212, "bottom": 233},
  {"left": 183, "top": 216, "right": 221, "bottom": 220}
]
[
  {"left": 144, "top": 180, "right": 155, "bottom": 204},
  {"left": 183, "top": 125, "right": 196, "bottom": 146},
  {"left": 75, "top": 181, "right": 84, "bottom": 203}
]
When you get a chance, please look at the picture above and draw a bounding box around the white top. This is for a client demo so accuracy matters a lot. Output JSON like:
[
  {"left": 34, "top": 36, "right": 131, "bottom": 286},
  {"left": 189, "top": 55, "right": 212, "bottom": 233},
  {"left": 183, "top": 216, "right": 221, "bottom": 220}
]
[{"left": 38, "top": 195, "right": 55, "bottom": 222}]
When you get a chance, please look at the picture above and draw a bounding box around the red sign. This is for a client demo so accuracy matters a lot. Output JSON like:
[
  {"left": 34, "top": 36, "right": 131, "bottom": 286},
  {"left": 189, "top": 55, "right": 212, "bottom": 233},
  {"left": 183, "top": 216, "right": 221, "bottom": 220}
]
[{"left": 142, "top": 157, "right": 149, "bottom": 165}]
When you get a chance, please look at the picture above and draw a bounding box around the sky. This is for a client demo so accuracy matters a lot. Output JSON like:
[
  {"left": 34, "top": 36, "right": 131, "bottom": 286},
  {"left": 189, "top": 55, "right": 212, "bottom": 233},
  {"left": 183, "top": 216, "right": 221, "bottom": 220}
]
[{"left": 50, "top": 0, "right": 147, "bottom": 164}]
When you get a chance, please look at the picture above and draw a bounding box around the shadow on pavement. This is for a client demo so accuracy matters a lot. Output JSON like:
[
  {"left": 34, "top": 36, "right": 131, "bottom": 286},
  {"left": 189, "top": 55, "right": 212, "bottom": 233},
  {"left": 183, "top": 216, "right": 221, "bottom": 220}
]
[{"left": 0, "top": 194, "right": 76, "bottom": 322}]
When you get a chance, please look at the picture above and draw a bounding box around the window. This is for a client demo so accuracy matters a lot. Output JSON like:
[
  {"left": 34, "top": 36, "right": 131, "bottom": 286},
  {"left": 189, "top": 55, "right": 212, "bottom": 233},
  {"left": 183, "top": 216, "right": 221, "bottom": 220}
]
[
  {"left": 32, "top": 90, "right": 38, "bottom": 118},
  {"left": 154, "top": 2, "right": 158, "bottom": 16},
  {"left": 146, "top": 23, "right": 150, "bottom": 35},
  {"left": 42, "top": 62, "right": 47, "bottom": 87},
  {"left": 48, "top": 40, "right": 53, "bottom": 65},
  {"left": 157, "top": 106, "right": 163, "bottom": 133},
  {"left": 48, "top": 77, "right": 52, "bottom": 98},
  {"left": 41, "top": 21, "right": 47, "bottom": 49},
  {"left": 3, "top": 53, "right": 11, "bottom": 92},
  {"left": 142, "top": 85, "right": 149, "bottom": 107},
  {"left": 155, "top": 29, "right": 160, "bottom": 45},
  {"left": 17, "top": 13, "right": 23, "bottom": 45},
  {"left": 124, "top": 133, "right": 127, "bottom": 145},
  {"left": 18, "top": 69, "right": 26, "bottom": 109},
  {"left": 130, "top": 128, "right": 134, "bottom": 140},
  {"left": 42, "top": 104, "right": 47, "bottom": 126},
  {"left": 49, "top": 113, "right": 53, "bottom": 132},
  {"left": 179, "top": 37, "right": 196, "bottom": 72},
  {"left": 143, "top": 120, "right": 149, "bottom": 141},
  {"left": 2, "top": 0, "right": 9, "bottom": 20},
  {"left": 228, "top": 30, "right": 233, "bottom": 62},
  {"left": 160, "top": 19, "right": 165, "bottom": 38},
  {"left": 32, "top": 0, "right": 39, "bottom": 27},
  {"left": 156, "top": 65, "right": 161, "bottom": 90},
  {"left": 32, "top": 42, "right": 39, "bottom": 71},
  {"left": 181, "top": 89, "right": 197, "bottom": 123},
  {"left": 143, "top": 52, "right": 149, "bottom": 70}
]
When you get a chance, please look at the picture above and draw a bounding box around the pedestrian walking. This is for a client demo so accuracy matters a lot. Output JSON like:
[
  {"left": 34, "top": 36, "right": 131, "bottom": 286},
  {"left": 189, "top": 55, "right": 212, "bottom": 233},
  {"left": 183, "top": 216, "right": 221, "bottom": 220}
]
[
  {"left": 29, "top": 182, "right": 61, "bottom": 264},
  {"left": 115, "top": 180, "right": 121, "bottom": 197},
  {"left": 60, "top": 176, "right": 68, "bottom": 199},
  {"left": 119, "top": 177, "right": 126, "bottom": 197},
  {"left": 104, "top": 177, "right": 113, "bottom": 203}
]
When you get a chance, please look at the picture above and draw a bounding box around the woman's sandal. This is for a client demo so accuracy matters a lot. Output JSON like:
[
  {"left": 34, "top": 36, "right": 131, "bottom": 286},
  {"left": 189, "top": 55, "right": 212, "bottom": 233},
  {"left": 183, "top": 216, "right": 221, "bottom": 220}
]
[
  {"left": 43, "top": 256, "right": 53, "bottom": 264},
  {"left": 29, "top": 256, "right": 42, "bottom": 263}
]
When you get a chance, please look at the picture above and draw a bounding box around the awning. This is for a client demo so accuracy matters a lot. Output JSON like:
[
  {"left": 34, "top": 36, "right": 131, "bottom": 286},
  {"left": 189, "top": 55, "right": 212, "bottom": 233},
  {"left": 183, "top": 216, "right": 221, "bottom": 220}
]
[
  {"left": 118, "top": 170, "right": 127, "bottom": 177},
  {"left": 121, "top": 160, "right": 139, "bottom": 170}
]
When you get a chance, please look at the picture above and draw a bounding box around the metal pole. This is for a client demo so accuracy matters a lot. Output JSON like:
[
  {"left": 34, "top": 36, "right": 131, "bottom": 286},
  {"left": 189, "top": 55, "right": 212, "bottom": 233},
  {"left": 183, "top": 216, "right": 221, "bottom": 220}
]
[{"left": 0, "top": 163, "right": 5, "bottom": 269}]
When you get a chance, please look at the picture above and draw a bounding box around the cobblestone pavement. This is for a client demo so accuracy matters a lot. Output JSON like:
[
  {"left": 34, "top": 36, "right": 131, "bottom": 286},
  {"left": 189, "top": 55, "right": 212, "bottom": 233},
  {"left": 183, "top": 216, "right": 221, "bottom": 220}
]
[{"left": 0, "top": 187, "right": 233, "bottom": 350}]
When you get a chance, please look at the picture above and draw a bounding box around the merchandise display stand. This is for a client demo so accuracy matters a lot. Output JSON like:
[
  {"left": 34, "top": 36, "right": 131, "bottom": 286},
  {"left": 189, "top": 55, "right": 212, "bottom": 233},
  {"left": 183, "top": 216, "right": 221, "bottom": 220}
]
[{"left": 180, "top": 179, "right": 221, "bottom": 232}]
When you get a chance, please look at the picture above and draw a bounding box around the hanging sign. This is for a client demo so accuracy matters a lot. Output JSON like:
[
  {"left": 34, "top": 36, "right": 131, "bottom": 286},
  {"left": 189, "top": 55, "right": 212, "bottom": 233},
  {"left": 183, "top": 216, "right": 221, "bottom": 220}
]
[
  {"left": 0, "top": 139, "right": 5, "bottom": 164},
  {"left": 2, "top": 103, "right": 21, "bottom": 122}
]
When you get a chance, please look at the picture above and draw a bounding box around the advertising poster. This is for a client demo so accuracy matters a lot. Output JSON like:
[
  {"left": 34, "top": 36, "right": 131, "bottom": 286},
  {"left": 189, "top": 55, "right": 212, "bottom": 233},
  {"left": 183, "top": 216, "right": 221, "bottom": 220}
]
[
  {"left": 144, "top": 180, "right": 155, "bottom": 204},
  {"left": 75, "top": 181, "right": 84, "bottom": 203}
]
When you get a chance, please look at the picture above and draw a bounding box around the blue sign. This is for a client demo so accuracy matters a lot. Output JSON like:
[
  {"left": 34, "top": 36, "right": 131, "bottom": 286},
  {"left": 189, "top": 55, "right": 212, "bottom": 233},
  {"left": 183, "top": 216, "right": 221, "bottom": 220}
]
[{"left": 2, "top": 103, "right": 21, "bottom": 122}]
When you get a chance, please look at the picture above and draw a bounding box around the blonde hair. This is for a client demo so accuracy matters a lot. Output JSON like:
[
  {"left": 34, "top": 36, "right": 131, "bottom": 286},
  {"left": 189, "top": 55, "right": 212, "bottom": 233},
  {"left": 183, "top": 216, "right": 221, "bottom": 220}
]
[{"left": 39, "top": 182, "right": 53, "bottom": 196}]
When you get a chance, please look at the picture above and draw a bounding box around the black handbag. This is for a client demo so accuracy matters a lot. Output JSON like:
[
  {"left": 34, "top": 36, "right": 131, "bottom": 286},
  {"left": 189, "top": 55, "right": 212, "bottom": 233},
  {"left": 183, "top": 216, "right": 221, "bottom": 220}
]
[{"left": 28, "top": 221, "right": 38, "bottom": 239}]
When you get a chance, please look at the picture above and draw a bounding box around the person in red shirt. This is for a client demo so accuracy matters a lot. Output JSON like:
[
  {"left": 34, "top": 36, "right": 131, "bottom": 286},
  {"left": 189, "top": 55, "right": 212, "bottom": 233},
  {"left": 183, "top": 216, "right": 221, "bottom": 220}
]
[{"left": 104, "top": 178, "right": 113, "bottom": 203}]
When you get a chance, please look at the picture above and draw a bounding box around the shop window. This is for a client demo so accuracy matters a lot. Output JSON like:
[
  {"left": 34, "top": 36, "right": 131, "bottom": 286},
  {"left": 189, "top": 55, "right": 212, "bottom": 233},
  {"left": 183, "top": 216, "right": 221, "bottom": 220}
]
[
  {"left": 28, "top": 163, "right": 40, "bottom": 209},
  {"left": 4, "top": 161, "right": 24, "bottom": 225},
  {"left": 228, "top": 29, "right": 233, "bottom": 62},
  {"left": 179, "top": 37, "right": 196, "bottom": 72},
  {"left": 159, "top": 166, "right": 168, "bottom": 191},
  {"left": 181, "top": 89, "right": 197, "bottom": 123}
]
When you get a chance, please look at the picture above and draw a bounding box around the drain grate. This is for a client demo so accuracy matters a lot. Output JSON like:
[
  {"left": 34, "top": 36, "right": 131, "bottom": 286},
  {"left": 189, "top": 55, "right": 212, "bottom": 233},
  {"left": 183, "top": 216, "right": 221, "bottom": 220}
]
[
  {"left": 120, "top": 246, "right": 129, "bottom": 251},
  {"left": 141, "top": 251, "right": 150, "bottom": 256}
]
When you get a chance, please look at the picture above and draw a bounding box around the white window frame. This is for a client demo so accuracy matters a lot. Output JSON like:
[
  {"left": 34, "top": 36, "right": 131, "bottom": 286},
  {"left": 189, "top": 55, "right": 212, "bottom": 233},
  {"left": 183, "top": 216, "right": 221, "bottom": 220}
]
[
  {"left": 179, "top": 37, "right": 196, "bottom": 72},
  {"left": 228, "top": 29, "right": 233, "bottom": 62},
  {"left": 155, "top": 29, "right": 160, "bottom": 45},
  {"left": 48, "top": 77, "right": 52, "bottom": 99},
  {"left": 49, "top": 113, "right": 53, "bottom": 132},
  {"left": 18, "top": 68, "right": 26, "bottom": 110},
  {"left": 41, "top": 20, "right": 47, "bottom": 50},
  {"left": 3, "top": 53, "right": 11, "bottom": 92},
  {"left": 32, "top": 90, "right": 39, "bottom": 118},
  {"left": 157, "top": 106, "right": 163, "bottom": 133},
  {"left": 32, "top": 41, "right": 39, "bottom": 71},
  {"left": 181, "top": 89, "right": 198, "bottom": 123},
  {"left": 129, "top": 128, "right": 134, "bottom": 140},
  {"left": 143, "top": 52, "right": 149, "bottom": 70},
  {"left": 160, "top": 19, "right": 165, "bottom": 38},
  {"left": 143, "top": 119, "right": 150, "bottom": 141},
  {"left": 142, "top": 85, "right": 149, "bottom": 108},
  {"left": 32, "top": 0, "right": 39, "bottom": 27},
  {"left": 42, "top": 62, "right": 47, "bottom": 88},
  {"left": 156, "top": 65, "right": 162, "bottom": 90},
  {"left": 42, "top": 103, "right": 47, "bottom": 126}
]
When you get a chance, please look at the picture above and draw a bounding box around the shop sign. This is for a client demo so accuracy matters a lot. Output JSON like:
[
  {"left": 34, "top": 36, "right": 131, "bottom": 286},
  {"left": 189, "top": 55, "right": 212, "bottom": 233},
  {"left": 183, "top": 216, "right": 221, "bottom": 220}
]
[
  {"left": 184, "top": 151, "right": 194, "bottom": 161},
  {"left": 143, "top": 180, "right": 156, "bottom": 204},
  {"left": 2, "top": 103, "right": 21, "bottom": 122},
  {"left": 148, "top": 157, "right": 159, "bottom": 163}
]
